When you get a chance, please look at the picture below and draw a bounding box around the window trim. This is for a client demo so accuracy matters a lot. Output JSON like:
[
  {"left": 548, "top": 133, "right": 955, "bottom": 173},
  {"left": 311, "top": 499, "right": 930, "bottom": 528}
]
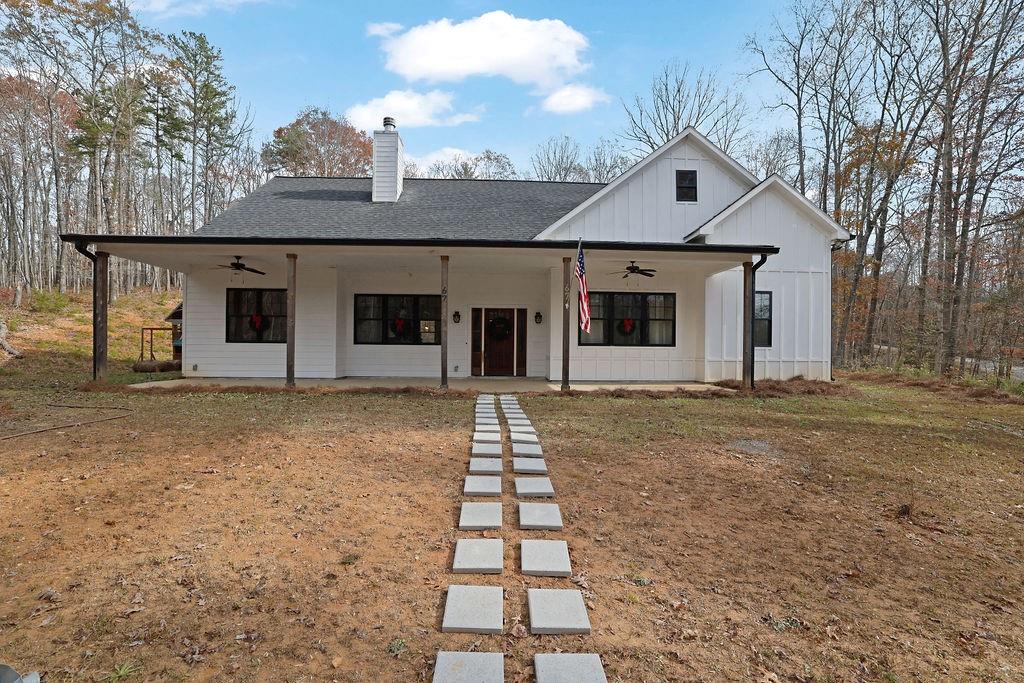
[
  {"left": 353, "top": 293, "right": 442, "bottom": 345},
  {"left": 225, "top": 288, "right": 288, "bottom": 344},
  {"left": 753, "top": 290, "right": 772, "bottom": 348},
  {"left": 675, "top": 169, "right": 698, "bottom": 203},
  {"left": 578, "top": 291, "right": 676, "bottom": 347}
]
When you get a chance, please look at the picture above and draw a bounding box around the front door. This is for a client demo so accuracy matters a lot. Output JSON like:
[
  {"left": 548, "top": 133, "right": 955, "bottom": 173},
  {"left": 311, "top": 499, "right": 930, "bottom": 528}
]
[{"left": 472, "top": 308, "right": 527, "bottom": 376}]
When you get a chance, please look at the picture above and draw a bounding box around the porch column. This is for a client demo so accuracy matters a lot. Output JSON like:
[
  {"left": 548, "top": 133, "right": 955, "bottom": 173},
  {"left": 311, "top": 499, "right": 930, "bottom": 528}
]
[
  {"left": 286, "top": 253, "right": 297, "bottom": 388},
  {"left": 742, "top": 260, "right": 753, "bottom": 389},
  {"left": 561, "top": 256, "right": 571, "bottom": 391},
  {"left": 440, "top": 255, "right": 449, "bottom": 389},
  {"left": 93, "top": 250, "right": 109, "bottom": 381}
]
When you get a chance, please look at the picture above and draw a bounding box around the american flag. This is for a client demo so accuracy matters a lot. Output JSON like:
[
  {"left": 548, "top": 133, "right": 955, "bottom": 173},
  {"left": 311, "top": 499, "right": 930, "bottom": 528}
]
[{"left": 574, "top": 239, "right": 591, "bottom": 333}]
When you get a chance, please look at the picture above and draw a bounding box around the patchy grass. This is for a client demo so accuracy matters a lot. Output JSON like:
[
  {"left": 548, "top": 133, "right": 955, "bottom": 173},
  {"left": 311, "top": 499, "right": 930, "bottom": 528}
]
[
  {"left": 0, "top": 382, "right": 1021, "bottom": 681},
  {"left": 2, "top": 291, "right": 1023, "bottom": 680}
]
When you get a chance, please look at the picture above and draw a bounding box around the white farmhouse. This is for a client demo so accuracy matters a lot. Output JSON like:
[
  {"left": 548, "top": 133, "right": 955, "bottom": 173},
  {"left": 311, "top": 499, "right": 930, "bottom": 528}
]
[{"left": 63, "top": 118, "right": 848, "bottom": 388}]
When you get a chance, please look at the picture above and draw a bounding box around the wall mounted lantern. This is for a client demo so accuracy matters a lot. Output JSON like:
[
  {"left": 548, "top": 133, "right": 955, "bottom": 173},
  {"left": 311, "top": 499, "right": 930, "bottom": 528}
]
[
  {"left": 534, "top": 311, "right": 543, "bottom": 324},
  {"left": 452, "top": 311, "right": 461, "bottom": 324}
]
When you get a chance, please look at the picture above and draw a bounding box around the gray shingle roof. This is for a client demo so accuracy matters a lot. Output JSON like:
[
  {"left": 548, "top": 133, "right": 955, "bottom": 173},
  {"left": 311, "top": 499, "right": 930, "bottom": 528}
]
[{"left": 195, "top": 176, "right": 605, "bottom": 241}]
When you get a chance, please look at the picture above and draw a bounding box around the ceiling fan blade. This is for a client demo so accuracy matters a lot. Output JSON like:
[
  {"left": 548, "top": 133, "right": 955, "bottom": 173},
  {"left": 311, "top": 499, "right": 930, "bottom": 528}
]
[
  {"left": 241, "top": 266, "right": 266, "bottom": 275},
  {"left": 622, "top": 273, "right": 629, "bottom": 278},
  {"left": 639, "top": 271, "right": 655, "bottom": 277},
  {"left": 216, "top": 264, "right": 233, "bottom": 269}
]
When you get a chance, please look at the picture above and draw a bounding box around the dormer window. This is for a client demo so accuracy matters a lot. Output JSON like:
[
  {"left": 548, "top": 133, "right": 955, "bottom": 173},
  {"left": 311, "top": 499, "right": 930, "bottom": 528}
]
[{"left": 676, "top": 170, "right": 697, "bottom": 202}]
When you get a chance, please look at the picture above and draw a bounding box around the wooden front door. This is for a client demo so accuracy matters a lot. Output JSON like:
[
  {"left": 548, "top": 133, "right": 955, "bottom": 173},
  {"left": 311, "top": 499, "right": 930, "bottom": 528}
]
[{"left": 471, "top": 308, "right": 527, "bottom": 376}]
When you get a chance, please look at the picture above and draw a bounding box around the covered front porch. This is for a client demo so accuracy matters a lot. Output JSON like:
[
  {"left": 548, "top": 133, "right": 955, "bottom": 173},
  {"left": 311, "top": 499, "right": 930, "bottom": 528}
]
[{"left": 63, "top": 235, "right": 778, "bottom": 390}]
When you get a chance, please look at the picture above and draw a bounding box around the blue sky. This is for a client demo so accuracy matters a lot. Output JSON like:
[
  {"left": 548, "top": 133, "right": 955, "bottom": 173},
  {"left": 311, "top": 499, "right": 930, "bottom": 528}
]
[{"left": 136, "top": 1, "right": 782, "bottom": 168}]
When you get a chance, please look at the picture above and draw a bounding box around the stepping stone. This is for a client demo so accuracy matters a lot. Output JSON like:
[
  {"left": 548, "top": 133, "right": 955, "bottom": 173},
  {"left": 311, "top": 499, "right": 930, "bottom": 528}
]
[
  {"left": 512, "top": 443, "right": 543, "bottom": 457},
  {"left": 459, "top": 502, "right": 502, "bottom": 530},
  {"left": 534, "top": 654, "right": 606, "bottom": 683},
  {"left": 469, "top": 457, "right": 503, "bottom": 474},
  {"left": 500, "top": 403, "right": 519, "bottom": 410},
  {"left": 433, "top": 651, "right": 504, "bottom": 683},
  {"left": 476, "top": 418, "right": 499, "bottom": 426},
  {"left": 475, "top": 423, "right": 501, "bottom": 433},
  {"left": 527, "top": 588, "right": 591, "bottom": 634},
  {"left": 521, "top": 540, "right": 571, "bottom": 577},
  {"left": 510, "top": 432, "right": 539, "bottom": 444},
  {"left": 512, "top": 457, "right": 547, "bottom": 474},
  {"left": 503, "top": 409, "right": 526, "bottom": 416},
  {"left": 475, "top": 410, "right": 498, "bottom": 417},
  {"left": 442, "top": 585, "right": 503, "bottom": 634},
  {"left": 499, "top": 394, "right": 515, "bottom": 400},
  {"left": 508, "top": 425, "right": 536, "bottom": 434},
  {"left": 507, "top": 419, "right": 532, "bottom": 427},
  {"left": 453, "top": 538, "right": 504, "bottom": 574},
  {"left": 515, "top": 477, "right": 554, "bottom": 498},
  {"left": 518, "top": 502, "right": 563, "bottom": 530},
  {"left": 472, "top": 431, "right": 501, "bottom": 443},
  {"left": 472, "top": 442, "right": 502, "bottom": 457},
  {"left": 464, "top": 476, "right": 502, "bottom": 496}
]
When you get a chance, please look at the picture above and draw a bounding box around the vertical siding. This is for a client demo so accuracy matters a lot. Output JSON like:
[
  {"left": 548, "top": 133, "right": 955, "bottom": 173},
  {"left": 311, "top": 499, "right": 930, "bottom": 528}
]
[
  {"left": 703, "top": 186, "right": 833, "bottom": 381},
  {"left": 548, "top": 267, "right": 707, "bottom": 381},
  {"left": 182, "top": 265, "right": 338, "bottom": 378},
  {"left": 547, "top": 138, "right": 753, "bottom": 243},
  {"left": 338, "top": 267, "right": 551, "bottom": 378}
]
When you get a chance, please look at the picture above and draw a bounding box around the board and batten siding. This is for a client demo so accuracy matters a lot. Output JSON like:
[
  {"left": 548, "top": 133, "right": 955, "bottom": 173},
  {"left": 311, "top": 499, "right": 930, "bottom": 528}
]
[
  {"left": 548, "top": 267, "right": 707, "bottom": 381},
  {"left": 338, "top": 267, "right": 551, "bottom": 378},
  {"left": 703, "top": 185, "right": 833, "bottom": 381},
  {"left": 182, "top": 265, "right": 338, "bottom": 378},
  {"left": 544, "top": 137, "right": 753, "bottom": 243}
]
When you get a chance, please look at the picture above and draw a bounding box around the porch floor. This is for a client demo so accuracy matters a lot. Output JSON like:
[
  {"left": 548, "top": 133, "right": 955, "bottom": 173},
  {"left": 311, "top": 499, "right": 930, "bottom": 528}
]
[{"left": 126, "top": 376, "right": 726, "bottom": 393}]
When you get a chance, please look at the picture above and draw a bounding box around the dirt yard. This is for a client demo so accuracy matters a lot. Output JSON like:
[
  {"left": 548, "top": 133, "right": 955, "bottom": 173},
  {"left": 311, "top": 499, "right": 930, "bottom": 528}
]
[{"left": 1, "top": 379, "right": 1023, "bottom": 682}]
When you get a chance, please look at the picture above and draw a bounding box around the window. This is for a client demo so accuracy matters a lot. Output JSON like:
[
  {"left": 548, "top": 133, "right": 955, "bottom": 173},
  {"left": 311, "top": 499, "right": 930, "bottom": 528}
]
[
  {"left": 676, "top": 169, "right": 697, "bottom": 202},
  {"left": 753, "top": 291, "right": 772, "bottom": 347},
  {"left": 579, "top": 292, "right": 675, "bottom": 346},
  {"left": 354, "top": 294, "right": 441, "bottom": 344},
  {"left": 226, "top": 289, "right": 287, "bottom": 343}
]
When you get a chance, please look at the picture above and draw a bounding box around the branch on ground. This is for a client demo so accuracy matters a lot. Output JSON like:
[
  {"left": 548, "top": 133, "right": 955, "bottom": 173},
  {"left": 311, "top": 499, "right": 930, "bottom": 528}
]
[{"left": 0, "top": 318, "right": 23, "bottom": 358}]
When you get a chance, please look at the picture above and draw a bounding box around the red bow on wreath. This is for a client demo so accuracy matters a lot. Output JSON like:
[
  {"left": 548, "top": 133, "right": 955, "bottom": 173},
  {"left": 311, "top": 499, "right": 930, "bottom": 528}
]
[
  {"left": 249, "top": 313, "right": 264, "bottom": 331},
  {"left": 622, "top": 317, "right": 635, "bottom": 334},
  {"left": 394, "top": 317, "right": 405, "bottom": 333}
]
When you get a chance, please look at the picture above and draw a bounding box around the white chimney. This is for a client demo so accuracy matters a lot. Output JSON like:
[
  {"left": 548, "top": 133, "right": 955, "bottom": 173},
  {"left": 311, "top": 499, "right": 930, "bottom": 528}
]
[{"left": 372, "top": 116, "right": 404, "bottom": 202}]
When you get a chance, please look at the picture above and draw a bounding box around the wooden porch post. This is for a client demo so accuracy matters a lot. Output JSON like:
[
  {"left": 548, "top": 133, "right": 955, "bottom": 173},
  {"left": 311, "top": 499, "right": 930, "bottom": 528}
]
[
  {"left": 742, "top": 260, "right": 754, "bottom": 389},
  {"left": 440, "top": 255, "right": 449, "bottom": 389},
  {"left": 286, "top": 253, "right": 297, "bottom": 388},
  {"left": 561, "top": 256, "right": 571, "bottom": 392},
  {"left": 93, "top": 250, "right": 109, "bottom": 381}
]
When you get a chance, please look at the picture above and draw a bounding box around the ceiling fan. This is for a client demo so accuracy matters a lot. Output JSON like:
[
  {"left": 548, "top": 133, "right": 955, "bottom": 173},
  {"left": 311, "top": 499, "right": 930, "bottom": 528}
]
[
  {"left": 609, "top": 261, "right": 657, "bottom": 278},
  {"left": 217, "top": 256, "right": 266, "bottom": 275}
]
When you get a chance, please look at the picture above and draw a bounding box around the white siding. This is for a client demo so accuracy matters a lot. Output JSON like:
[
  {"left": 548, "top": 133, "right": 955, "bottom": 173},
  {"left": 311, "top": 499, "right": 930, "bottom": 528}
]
[
  {"left": 338, "top": 267, "right": 551, "bottom": 378},
  {"left": 545, "top": 138, "right": 753, "bottom": 243},
  {"left": 703, "top": 185, "right": 833, "bottom": 381},
  {"left": 548, "top": 267, "right": 707, "bottom": 381},
  {"left": 182, "top": 265, "right": 338, "bottom": 378}
]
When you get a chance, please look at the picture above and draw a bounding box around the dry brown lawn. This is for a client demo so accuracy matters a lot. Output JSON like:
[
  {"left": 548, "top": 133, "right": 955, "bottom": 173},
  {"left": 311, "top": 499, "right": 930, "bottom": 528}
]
[{"left": 1, "top": 380, "right": 1023, "bottom": 682}]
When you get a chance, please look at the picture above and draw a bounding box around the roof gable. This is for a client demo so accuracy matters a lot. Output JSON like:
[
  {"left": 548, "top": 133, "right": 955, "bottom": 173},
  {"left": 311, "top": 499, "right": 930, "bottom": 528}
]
[
  {"left": 534, "top": 127, "right": 758, "bottom": 240},
  {"left": 685, "top": 174, "right": 850, "bottom": 242}
]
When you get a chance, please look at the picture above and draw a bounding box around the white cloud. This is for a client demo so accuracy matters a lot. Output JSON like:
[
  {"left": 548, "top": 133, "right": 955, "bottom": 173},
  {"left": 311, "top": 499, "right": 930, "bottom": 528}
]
[
  {"left": 410, "top": 146, "right": 475, "bottom": 170},
  {"left": 541, "top": 83, "right": 611, "bottom": 114},
  {"left": 366, "top": 22, "right": 403, "bottom": 38},
  {"left": 131, "top": 0, "right": 263, "bottom": 18},
  {"left": 345, "top": 89, "right": 482, "bottom": 132},
  {"left": 373, "top": 10, "right": 590, "bottom": 90}
]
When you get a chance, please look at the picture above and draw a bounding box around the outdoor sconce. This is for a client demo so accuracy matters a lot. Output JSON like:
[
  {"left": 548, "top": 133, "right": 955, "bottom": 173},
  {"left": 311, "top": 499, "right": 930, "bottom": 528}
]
[
  {"left": 452, "top": 311, "right": 461, "bottom": 324},
  {"left": 534, "top": 312, "right": 543, "bottom": 324}
]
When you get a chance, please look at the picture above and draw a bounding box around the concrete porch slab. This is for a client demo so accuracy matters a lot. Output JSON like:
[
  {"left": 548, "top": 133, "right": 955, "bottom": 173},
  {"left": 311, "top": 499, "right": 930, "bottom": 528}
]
[{"left": 128, "top": 377, "right": 731, "bottom": 393}]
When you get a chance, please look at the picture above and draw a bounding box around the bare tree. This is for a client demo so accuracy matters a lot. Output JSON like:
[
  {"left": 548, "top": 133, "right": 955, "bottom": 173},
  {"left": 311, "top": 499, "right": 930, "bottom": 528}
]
[{"left": 622, "top": 60, "right": 749, "bottom": 155}]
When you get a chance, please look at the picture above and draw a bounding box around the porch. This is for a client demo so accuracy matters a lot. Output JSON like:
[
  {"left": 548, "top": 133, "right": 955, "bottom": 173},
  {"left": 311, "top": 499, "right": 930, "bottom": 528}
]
[{"left": 64, "top": 236, "right": 779, "bottom": 390}]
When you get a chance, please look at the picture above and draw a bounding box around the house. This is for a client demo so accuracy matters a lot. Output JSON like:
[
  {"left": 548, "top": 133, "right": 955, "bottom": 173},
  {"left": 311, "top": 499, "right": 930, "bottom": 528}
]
[{"left": 62, "top": 117, "right": 848, "bottom": 389}]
